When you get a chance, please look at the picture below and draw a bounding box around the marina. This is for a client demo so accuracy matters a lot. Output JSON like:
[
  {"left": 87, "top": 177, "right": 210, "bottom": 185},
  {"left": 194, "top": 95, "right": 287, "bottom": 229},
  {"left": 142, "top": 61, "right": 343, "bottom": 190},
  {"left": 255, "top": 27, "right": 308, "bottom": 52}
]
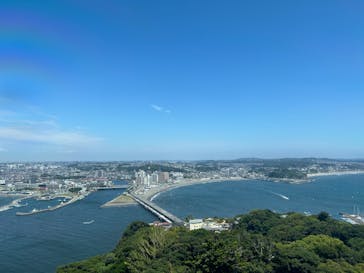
[
  {"left": 0, "top": 185, "right": 129, "bottom": 216},
  {"left": 340, "top": 205, "right": 364, "bottom": 225},
  {"left": 15, "top": 195, "right": 86, "bottom": 216},
  {"left": 340, "top": 213, "right": 364, "bottom": 225},
  {"left": 0, "top": 195, "right": 33, "bottom": 212}
]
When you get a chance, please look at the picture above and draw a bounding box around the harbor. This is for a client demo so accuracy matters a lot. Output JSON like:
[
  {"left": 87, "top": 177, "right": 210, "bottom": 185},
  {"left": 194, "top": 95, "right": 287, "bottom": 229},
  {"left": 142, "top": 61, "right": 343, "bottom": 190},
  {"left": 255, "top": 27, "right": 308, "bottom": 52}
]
[
  {"left": 340, "top": 206, "right": 364, "bottom": 225},
  {"left": 0, "top": 195, "right": 34, "bottom": 212},
  {"left": 15, "top": 194, "right": 86, "bottom": 216},
  {"left": 340, "top": 213, "right": 364, "bottom": 225},
  {"left": 0, "top": 184, "right": 130, "bottom": 216}
]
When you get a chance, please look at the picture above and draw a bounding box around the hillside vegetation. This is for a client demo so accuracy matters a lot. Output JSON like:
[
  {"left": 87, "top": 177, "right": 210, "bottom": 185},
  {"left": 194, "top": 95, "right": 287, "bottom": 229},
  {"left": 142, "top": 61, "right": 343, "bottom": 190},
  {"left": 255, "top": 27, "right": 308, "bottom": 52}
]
[{"left": 58, "top": 210, "right": 364, "bottom": 273}]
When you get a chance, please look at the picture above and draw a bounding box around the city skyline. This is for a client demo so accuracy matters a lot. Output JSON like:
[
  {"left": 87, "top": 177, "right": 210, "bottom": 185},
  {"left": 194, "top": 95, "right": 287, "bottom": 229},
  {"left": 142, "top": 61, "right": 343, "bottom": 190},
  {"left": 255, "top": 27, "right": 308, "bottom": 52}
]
[{"left": 1, "top": 1, "right": 364, "bottom": 161}]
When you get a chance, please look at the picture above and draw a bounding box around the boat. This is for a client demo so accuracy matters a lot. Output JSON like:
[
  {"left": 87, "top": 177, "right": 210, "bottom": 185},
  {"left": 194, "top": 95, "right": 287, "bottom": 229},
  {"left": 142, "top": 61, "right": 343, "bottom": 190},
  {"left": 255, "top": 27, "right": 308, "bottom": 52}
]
[
  {"left": 303, "top": 211, "right": 312, "bottom": 216},
  {"left": 279, "top": 194, "right": 289, "bottom": 200},
  {"left": 82, "top": 220, "right": 95, "bottom": 225},
  {"left": 270, "top": 192, "right": 290, "bottom": 200},
  {"left": 340, "top": 205, "right": 364, "bottom": 225}
]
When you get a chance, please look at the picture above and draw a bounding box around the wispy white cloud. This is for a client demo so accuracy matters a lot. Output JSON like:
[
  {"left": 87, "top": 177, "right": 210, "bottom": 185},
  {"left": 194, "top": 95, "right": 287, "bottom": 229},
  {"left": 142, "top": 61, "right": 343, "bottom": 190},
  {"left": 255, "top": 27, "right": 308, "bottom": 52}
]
[
  {"left": 0, "top": 105, "right": 102, "bottom": 148},
  {"left": 0, "top": 127, "right": 102, "bottom": 146},
  {"left": 151, "top": 104, "right": 163, "bottom": 111},
  {"left": 150, "top": 104, "right": 171, "bottom": 114},
  {"left": 0, "top": 147, "right": 7, "bottom": 152}
]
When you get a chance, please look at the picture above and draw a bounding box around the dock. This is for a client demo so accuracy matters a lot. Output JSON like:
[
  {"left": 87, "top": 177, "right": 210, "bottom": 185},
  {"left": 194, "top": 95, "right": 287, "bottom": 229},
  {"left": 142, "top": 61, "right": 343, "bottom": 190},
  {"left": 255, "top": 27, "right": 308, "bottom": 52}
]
[
  {"left": 128, "top": 193, "right": 184, "bottom": 226},
  {"left": 340, "top": 213, "right": 364, "bottom": 225}
]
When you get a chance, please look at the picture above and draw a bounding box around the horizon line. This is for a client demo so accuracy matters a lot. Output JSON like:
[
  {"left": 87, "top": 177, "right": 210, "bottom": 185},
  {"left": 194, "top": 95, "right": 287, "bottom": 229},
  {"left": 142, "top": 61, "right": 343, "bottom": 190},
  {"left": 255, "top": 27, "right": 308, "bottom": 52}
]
[{"left": 1, "top": 157, "right": 364, "bottom": 164}]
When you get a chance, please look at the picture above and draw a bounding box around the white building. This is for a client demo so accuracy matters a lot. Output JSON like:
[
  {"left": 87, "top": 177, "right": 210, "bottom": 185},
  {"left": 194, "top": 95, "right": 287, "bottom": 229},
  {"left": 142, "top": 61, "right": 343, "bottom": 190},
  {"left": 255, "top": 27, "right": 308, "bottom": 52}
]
[
  {"left": 188, "top": 219, "right": 204, "bottom": 230},
  {"left": 151, "top": 172, "right": 159, "bottom": 184}
]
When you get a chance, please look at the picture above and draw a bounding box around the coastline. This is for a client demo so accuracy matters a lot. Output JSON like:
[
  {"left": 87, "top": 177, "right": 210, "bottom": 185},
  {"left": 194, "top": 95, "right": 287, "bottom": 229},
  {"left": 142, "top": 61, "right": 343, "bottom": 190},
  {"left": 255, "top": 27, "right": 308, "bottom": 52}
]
[
  {"left": 15, "top": 194, "right": 86, "bottom": 216},
  {"left": 0, "top": 195, "right": 36, "bottom": 212},
  {"left": 307, "top": 170, "right": 364, "bottom": 178},
  {"left": 136, "top": 177, "right": 248, "bottom": 201},
  {"left": 135, "top": 171, "right": 364, "bottom": 202}
]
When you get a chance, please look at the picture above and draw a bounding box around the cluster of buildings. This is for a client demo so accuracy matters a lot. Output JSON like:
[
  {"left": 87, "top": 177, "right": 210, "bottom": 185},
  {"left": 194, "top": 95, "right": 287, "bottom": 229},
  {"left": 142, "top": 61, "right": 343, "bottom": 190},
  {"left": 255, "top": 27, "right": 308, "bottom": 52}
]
[
  {"left": 1, "top": 159, "right": 364, "bottom": 196},
  {"left": 134, "top": 170, "right": 170, "bottom": 187},
  {"left": 0, "top": 162, "right": 128, "bottom": 196}
]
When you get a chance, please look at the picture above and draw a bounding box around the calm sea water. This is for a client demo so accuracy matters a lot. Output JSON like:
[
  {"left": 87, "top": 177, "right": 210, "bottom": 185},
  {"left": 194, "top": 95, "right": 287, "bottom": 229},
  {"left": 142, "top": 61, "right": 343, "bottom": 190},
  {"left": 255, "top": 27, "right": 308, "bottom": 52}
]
[
  {"left": 0, "top": 196, "right": 16, "bottom": 207},
  {"left": 1, "top": 174, "right": 364, "bottom": 273},
  {"left": 154, "top": 174, "right": 364, "bottom": 219},
  {"left": 0, "top": 189, "right": 156, "bottom": 273}
]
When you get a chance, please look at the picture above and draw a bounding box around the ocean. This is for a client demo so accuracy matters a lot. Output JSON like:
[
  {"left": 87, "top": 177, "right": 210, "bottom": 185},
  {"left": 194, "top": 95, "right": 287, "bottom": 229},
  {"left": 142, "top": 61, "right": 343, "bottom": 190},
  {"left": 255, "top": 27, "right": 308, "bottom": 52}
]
[
  {"left": 1, "top": 174, "right": 364, "bottom": 272},
  {"left": 154, "top": 174, "right": 364, "bottom": 219},
  {"left": 0, "top": 189, "right": 156, "bottom": 273}
]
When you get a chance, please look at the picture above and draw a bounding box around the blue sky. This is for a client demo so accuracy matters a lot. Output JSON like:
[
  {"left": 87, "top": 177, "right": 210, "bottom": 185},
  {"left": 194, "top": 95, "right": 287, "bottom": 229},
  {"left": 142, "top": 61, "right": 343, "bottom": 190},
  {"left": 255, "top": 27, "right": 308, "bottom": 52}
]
[{"left": 1, "top": 0, "right": 364, "bottom": 161}]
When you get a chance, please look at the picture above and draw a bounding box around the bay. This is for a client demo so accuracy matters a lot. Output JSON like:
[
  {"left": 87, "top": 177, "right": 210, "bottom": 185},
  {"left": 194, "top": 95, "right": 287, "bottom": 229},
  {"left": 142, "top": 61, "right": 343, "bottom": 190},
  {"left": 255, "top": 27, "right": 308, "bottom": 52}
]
[
  {"left": 154, "top": 174, "right": 364, "bottom": 219},
  {"left": 0, "top": 189, "right": 156, "bottom": 273},
  {"left": 1, "top": 174, "right": 364, "bottom": 272}
]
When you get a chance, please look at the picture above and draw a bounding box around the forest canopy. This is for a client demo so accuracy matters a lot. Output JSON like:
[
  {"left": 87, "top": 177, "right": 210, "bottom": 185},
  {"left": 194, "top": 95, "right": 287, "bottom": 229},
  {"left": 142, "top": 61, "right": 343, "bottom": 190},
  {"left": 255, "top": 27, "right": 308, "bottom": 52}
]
[{"left": 58, "top": 210, "right": 364, "bottom": 273}]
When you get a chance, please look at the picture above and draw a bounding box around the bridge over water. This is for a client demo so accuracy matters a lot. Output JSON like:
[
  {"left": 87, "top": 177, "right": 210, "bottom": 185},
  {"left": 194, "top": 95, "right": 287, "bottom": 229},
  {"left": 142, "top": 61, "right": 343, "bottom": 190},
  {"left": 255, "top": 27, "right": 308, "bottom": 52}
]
[
  {"left": 95, "top": 185, "right": 129, "bottom": 190},
  {"left": 128, "top": 193, "right": 184, "bottom": 226}
]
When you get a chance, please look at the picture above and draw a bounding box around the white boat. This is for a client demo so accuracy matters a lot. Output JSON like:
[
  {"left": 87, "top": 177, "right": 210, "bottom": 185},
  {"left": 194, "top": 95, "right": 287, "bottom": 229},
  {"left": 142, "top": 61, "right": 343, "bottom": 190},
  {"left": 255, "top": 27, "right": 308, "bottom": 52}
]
[
  {"left": 303, "top": 211, "right": 312, "bottom": 216},
  {"left": 82, "top": 220, "right": 95, "bottom": 225},
  {"left": 270, "top": 192, "right": 290, "bottom": 200}
]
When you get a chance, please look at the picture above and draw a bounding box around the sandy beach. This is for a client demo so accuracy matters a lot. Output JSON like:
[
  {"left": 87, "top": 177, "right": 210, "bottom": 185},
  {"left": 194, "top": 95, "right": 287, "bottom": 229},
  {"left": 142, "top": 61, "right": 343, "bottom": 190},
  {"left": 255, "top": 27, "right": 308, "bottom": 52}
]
[
  {"left": 136, "top": 171, "right": 364, "bottom": 201},
  {"left": 101, "top": 194, "right": 137, "bottom": 207},
  {"left": 136, "top": 177, "right": 247, "bottom": 201}
]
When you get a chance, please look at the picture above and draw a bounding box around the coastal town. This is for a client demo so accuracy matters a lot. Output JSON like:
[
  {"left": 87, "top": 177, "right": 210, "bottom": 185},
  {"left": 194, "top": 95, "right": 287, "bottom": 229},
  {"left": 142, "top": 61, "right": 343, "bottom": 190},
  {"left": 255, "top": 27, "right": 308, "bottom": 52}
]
[{"left": 1, "top": 158, "right": 364, "bottom": 221}]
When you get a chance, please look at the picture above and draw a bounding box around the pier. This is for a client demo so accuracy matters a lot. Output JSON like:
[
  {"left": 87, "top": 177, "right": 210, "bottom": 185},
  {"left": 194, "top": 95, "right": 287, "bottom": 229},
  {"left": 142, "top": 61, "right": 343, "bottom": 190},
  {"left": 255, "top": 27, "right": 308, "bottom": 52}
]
[{"left": 128, "top": 193, "right": 184, "bottom": 226}]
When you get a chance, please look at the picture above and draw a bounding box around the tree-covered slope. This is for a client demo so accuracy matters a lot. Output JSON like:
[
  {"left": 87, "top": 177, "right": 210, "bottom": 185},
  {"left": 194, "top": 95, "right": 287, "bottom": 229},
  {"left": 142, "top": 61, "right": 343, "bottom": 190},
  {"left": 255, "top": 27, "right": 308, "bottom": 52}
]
[{"left": 57, "top": 210, "right": 364, "bottom": 273}]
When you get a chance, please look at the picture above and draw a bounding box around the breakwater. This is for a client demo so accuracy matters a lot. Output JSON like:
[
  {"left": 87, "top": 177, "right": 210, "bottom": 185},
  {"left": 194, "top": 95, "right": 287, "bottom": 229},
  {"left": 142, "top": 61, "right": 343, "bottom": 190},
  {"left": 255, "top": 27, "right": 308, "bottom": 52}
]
[{"left": 16, "top": 195, "right": 85, "bottom": 216}]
